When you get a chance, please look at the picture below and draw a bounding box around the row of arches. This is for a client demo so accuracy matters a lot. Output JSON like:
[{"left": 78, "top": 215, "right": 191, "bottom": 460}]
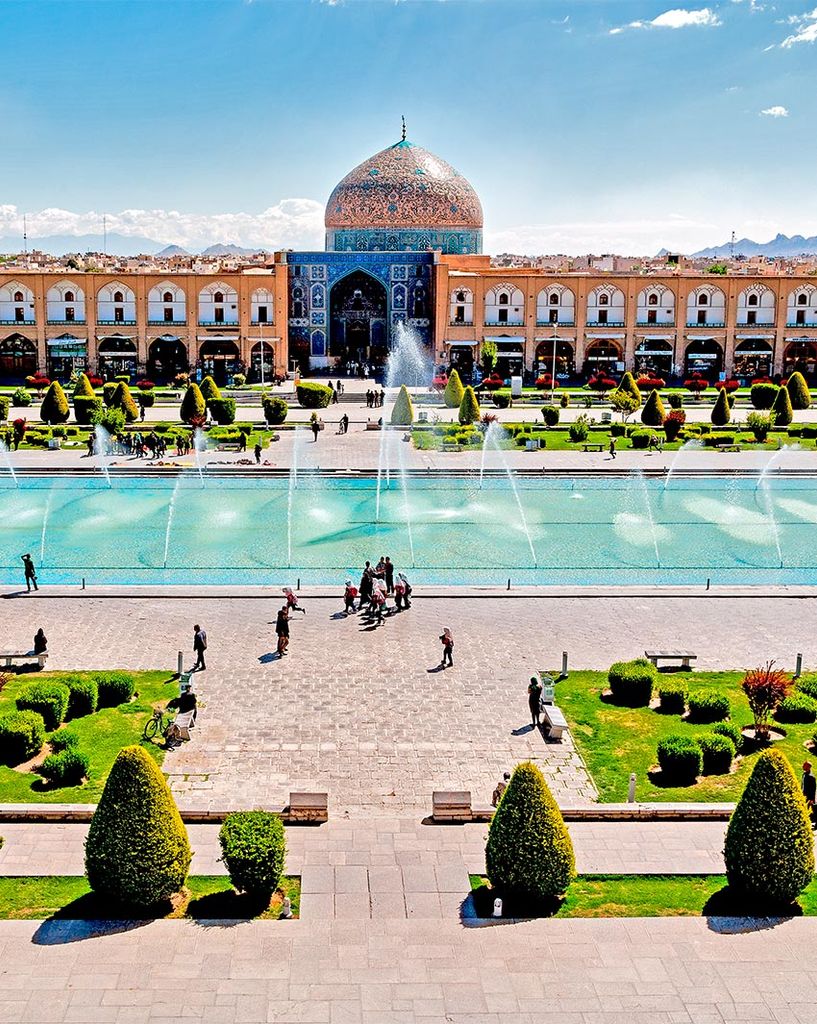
[
  {"left": 449, "top": 284, "right": 817, "bottom": 328},
  {"left": 0, "top": 334, "right": 275, "bottom": 385},
  {"left": 0, "top": 281, "right": 274, "bottom": 326}
]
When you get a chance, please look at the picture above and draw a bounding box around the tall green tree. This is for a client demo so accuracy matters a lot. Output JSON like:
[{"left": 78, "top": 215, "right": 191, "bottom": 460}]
[{"left": 480, "top": 340, "right": 497, "bottom": 376}]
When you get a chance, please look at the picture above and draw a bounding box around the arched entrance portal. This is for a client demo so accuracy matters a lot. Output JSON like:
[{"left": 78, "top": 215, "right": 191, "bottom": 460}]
[
  {"left": 199, "top": 339, "right": 240, "bottom": 386},
  {"left": 684, "top": 339, "right": 723, "bottom": 378},
  {"left": 148, "top": 336, "right": 188, "bottom": 382},
  {"left": 329, "top": 271, "right": 388, "bottom": 369},
  {"left": 98, "top": 336, "right": 137, "bottom": 380},
  {"left": 784, "top": 341, "right": 817, "bottom": 381},
  {"left": 0, "top": 335, "right": 37, "bottom": 381}
]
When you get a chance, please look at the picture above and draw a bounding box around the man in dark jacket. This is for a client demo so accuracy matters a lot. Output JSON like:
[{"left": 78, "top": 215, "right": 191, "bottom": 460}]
[
  {"left": 802, "top": 761, "right": 816, "bottom": 827},
  {"left": 193, "top": 624, "right": 207, "bottom": 671}
]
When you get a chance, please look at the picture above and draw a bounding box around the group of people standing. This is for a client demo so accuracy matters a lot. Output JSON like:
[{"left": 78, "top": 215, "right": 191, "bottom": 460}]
[
  {"left": 346, "top": 556, "right": 412, "bottom": 622},
  {"left": 366, "top": 389, "right": 386, "bottom": 409}
]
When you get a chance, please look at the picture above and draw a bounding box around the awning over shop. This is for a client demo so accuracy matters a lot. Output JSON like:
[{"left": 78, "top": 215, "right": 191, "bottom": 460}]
[
  {"left": 196, "top": 334, "right": 240, "bottom": 342},
  {"left": 735, "top": 334, "right": 774, "bottom": 341},
  {"left": 585, "top": 333, "right": 625, "bottom": 340},
  {"left": 484, "top": 336, "right": 525, "bottom": 346},
  {"left": 446, "top": 340, "right": 475, "bottom": 348}
]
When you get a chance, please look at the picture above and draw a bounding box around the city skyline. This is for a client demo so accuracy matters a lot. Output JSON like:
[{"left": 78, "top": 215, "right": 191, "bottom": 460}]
[{"left": 1, "top": 0, "right": 816, "bottom": 255}]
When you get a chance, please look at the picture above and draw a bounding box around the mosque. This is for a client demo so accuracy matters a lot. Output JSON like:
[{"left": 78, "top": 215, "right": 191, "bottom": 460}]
[{"left": 1, "top": 128, "right": 817, "bottom": 385}]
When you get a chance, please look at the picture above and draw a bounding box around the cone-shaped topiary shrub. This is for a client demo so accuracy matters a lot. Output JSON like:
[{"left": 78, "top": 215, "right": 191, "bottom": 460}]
[
  {"left": 485, "top": 761, "right": 575, "bottom": 904},
  {"left": 711, "top": 388, "right": 731, "bottom": 426},
  {"left": 103, "top": 382, "right": 118, "bottom": 407},
  {"left": 786, "top": 371, "right": 811, "bottom": 410},
  {"left": 219, "top": 811, "right": 286, "bottom": 898},
  {"left": 391, "top": 384, "right": 414, "bottom": 426},
  {"left": 443, "top": 369, "right": 465, "bottom": 408},
  {"left": 85, "top": 745, "right": 191, "bottom": 906},
  {"left": 617, "top": 371, "right": 642, "bottom": 406},
  {"left": 199, "top": 375, "right": 222, "bottom": 404},
  {"left": 458, "top": 385, "right": 480, "bottom": 425},
  {"left": 40, "top": 381, "right": 70, "bottom": 425},
  {"left": 641, "top": 389, "right": 665, "bottom": 426},
  {"left": 180, "top": 382, "right": 206, "bottom": 424},
  {"left": 771, "top": 385, "right": 793, "bottom": 427},
  {"left": 111, "top": 382, "right": 139, "bottom": 423},
  {"left": 724, "top": 749, "right": 814, "bottom": 904},
  {"left": 73, "top": 372, "right": 95, "bottom": 399}
]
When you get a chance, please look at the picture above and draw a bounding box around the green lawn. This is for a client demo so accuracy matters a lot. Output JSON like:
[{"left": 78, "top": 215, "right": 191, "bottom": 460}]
[
  {"left": 469, "top": 873, "right": 817, "bottom": 918},
  {"left": 0, "top": 875, "right": 300, "bottom": 920},
  {"left": 556, "top": 670, "right": 816, "bottom": 802},
  {"left": 0, "top": 670, "right": 176, "bottom": 802}
]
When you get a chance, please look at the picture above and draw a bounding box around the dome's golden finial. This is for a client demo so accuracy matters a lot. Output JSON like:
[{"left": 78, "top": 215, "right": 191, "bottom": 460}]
[{"left": 401, "top": 115, "right": 406, "bottom": 141}]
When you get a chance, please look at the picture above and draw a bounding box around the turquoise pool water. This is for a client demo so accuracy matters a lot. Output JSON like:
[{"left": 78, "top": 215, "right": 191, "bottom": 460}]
[{"left": 0, "top": 473, "right": 816, "bottom": 587}]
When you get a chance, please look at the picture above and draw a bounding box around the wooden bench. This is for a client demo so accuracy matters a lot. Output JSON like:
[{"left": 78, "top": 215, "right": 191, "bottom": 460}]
[
  {"left": 645, "top": 649, "right": 697, "bottom": 671},
  {"left": 0, "top": 651, "right": 48, "bottom": 672},
  {"left": 714, "top": 444, "right": 741, "bottom": 452},
  {"left": 440, "top": 443, "right": 462, "bottom": 453},
  {"left": 542, "top": 703, "right": 568, "bottom": 741},
  {"left": 287, "top": 791, "right": 328, "bottom": 823},
  {"left": 432, "top": 790, "right": 472, "bottom": 822},
  {"left": 365, "top": 422, "right": 382, "bottom": 431},
  {"left": 582, "top": 442, "right": 605, "bottom": 452},
  {"left": 215, "top": 442, "right": 243, "bottom": 451}
]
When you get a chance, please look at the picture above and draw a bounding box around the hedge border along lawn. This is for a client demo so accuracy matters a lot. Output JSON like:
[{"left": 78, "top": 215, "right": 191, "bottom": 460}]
[
  {"left": 468, "top": 874, "right": 817, "bottom": 919},
  {"left": 554, "top": 670, "right": 817, "bottom": 803},
  {"left": 0, "top": 670, "right": 173, "bottom": 802},
  {"left": 0, "top": 876, "right": 300, "bottom": 920}
]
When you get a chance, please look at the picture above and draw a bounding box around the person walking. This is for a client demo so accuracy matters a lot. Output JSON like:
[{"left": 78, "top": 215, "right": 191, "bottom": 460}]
[
  {"left": 609, "top": 437, "right": 616, "bottom": 460},
  {"left": 803, "top": 761, "right": 817, "bottom": 827},
  {"left": 311, "top": 418, "right": 320, "bottom": 443},
  {"left": 384, "top": 556, "right": 394, "bottom": 594},
  {"left": 343, "top": 578, "right": 358, "bottom": 614},
  {"left": 359, "top": 561, "right": 373, "bottom": 606},
  {"left": 439, "top": 627, "right": 454, "bottom": 668},
  {"left": 254, "top": 442, "right": 262, "bottom": 464},
  {"left": 528, "top": 675, "right": 543, "bottom": 728},
  {"left": 394, "top": 574, "right": 407, "bottom": 611},
  {"left": 275, "top": 604, "right": 291, "bottom": 657},
  {"left": 492, "top": 772, "right": 511, "bottom": 807},
  {"left": 33, "top": 627, "right": 47, "bottom": 655},
  {"left": 284, "top": 586, "right": 306, "bottom": 615},
  {"left": 340, "top": 413, "right": 349, "bottom": 434},
  {"left": 21, "top": 553, "right": 38, "bottom": 592},
  {"left": 192, "top": 623, "right": 207, "bottom": 671}
]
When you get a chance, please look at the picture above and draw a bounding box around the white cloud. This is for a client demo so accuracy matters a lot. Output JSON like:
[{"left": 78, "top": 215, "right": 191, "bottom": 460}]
[
  {"left": 610, "top": 7, "right": 722, "bottom": 34},
  {"left": 760, "top": 105, "right": 789, "bottom": 117},
  {"left": 0, "top": 201, "right": 326, "bottom": 251},
  {"left": 775, "top": 6, "right": 817, "bottom": 47}
]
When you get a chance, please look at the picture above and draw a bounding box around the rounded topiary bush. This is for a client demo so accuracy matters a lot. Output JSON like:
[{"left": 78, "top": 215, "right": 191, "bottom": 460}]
[
  {"left": 724, "top": 749, "right": 814, "bottom": 904},
  {"left": 391, "top": 385, "right": 414, "bottom": 426},
  {"left": 15, "top": 682, "right": 70, "bottom": 730},
  {"left": 607, "top": 658, "right": 656, "bottom": 707},
  {"left": 262, "top": 395, "right": 288, "bottom": 425},
  {"left": 296, "top": 382, "right": 333, "bottom": 409},
  {"left": 39, "top": 748, "right": 90, "bottom": 786},
  {"left": 750, "top": 382, "right": 778, "bottom": 410},
  {"left": 713, "top": 721, "right": 743, "bottom": 752},
  {"left": 540, "top": 405, "right": 560, "bottom": 427},
  {"left": 85, "top": 745, "right": 191, "bottom": 906},
  {"left": 656, "top": 734, "right": 702, "bottom": 783},
  {"left": 0, "top": 710, "right": 45, "bottom": 766},
  {"left": 797, "top": 674, "right": 817, "bottom": 700},
  {"left": 49, "top": 728, "right": 80, "bottom": 752},
  {"left": 687, "top": 688, "right": 730, "bottom": 723},
  {"left": 786, "top": 371, "right": 811, "bottom": 410},
  {"left": 103, "top": 382, "right": 118, "bottom": 407},
  {"left": 64, "top": 675, "right": 98, "bottom": 718},
  {"left": 775, "top": 693, "right": 817, "bottom": 724},
  {"left": 218, "top": 811, "right": 287, "bottom": 898},
  {"left": 485, "top": 761, "right": 575, "bottom": 905},
  {"left": 74, "top": 396, "right": 103, "bottom": 425},
  {"left": 658, "top": 683, "right": 686, "bottom": 715},
  {"left": 698, "top": 734, "right": 735, "bottom": 775},
  {"left": 208, "top": 397, "right": 236, "bottom": 425},
  {"left": 92, "top": 671, "right": 135, "bottom": 707}
]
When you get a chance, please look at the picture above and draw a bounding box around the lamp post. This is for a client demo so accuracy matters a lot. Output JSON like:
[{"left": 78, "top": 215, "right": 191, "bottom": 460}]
[{"left": 550, "top": 333, "right": 559, "bottom": 403}]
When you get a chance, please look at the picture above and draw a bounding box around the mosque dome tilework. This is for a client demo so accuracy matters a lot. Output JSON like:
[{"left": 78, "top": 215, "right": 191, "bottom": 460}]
[{"left": 325, "top": 139, "right": 483, "bottom": 234}]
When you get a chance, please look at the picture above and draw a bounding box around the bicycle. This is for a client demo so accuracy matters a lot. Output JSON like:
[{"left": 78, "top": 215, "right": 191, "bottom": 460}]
[{"left": 143, "top": 707, "right": 172, "bottom": 741}]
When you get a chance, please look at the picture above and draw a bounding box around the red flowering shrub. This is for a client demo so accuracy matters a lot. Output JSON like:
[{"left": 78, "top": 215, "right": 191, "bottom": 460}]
[
  {"left": 684, "top": 379, "right": 709, "bottom": 395},
  {"left": 751, "top": 376, "right": 773, "bottom": 386},
  {"left": 87, "top": 376, "right": 103, "bottom": 388},
  {"left": 721, "top": 379, "right": 740, "bottom": 392},
  {"left": 535, "top": 375, "right": 560, "bottom": 388},
  {"left": 484, "top": 374, "right": 504, "bottom": 390},
  {"left": 742, "top": 661, "right": 791, "bottom": 741},
  {"left": 136, "top": 379, "right": 156, "bottom": 391},
  {"left": 25, "top": 375, "right": 50, "bottom": 389},
  {"left": 636, "top": 376, "right": 665, "bottom": 390},
  {"left": 663, "top": 409, "right": 686, "bottom": 441},
  {"left": 587, "top": 374, "right": 617, "bottom": 391}
]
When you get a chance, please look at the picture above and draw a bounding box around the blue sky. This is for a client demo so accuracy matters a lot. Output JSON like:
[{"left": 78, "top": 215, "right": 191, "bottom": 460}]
[{"left": 0, "top": 0, "right": 815, "bottom": 254}]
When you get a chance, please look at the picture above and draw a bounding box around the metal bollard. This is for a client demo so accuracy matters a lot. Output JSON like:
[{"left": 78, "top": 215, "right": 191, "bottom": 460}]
[
  {"left": 706, "top": 577, "right": 710, "bottom": 591},
  {"left": 492, "top": 897, "right": 503, "bottom": 918},
  {"left": 81, "top": 577, "right": 85, "bottom": 590},
  {"left": 297, "top": 578, "right": 301, "bottom": 590},
  {"left": 507, "top": 578, "right": 511, "bottom": 590},
  {"left": 627, "top": 772, "right": 637, "bottom": 803},
  {"left": 561, "top": 651, "right": 569, "bottom": 678},
  {"left": 795, "top": 652, "right": 803, "bottom": 680},
  {"left": 177, "top": 650, "right": 183, "bottom": 678}
]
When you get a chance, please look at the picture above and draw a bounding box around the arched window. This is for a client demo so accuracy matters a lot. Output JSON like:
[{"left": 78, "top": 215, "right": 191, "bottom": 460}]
[
  {"left": 213, "top": 291, "right": 224, "bottom": 304},
  {"left": 456, "top": 291, "right": 465, "bottom": 303},
  {"left": 799, "top": 293, "right": 808, "bottom": 305},
  {"left": 598, "top": 293, "right": 609, "bottom": 306},
  {"left": 113, "top": 290, "right": 124, "bottom": 303},
  {"left": 13, "top": 291, "right": 23, "bottom": 302},
  {"left": 293, "top": 288, "right": 303, "bottom": 300},
  {"left": 648, "top": 293, "right": 658, "bottom": 305},
  {"left": 499, "top": 292, "right": 509, "bottom": 305},
  {"left": 65, "top": 291, "right": 74, "bottom": 302},
  {"left": 549, "top": 293, "right": 559, "bottom": 305},
  {"left": 748, "top": 293, "right": 759, "bottom": 306},
  {"left": 698, "top": 293, "right": 708, "bottom": 306}
]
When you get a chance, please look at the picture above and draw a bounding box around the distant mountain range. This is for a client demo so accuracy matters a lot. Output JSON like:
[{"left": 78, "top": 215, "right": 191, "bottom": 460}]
[
  {"left": 0, "top": 234, "right": 270, "bottom": 258},
  {"left": 692, "top": 233, "right": 817, "bottom": 259}
]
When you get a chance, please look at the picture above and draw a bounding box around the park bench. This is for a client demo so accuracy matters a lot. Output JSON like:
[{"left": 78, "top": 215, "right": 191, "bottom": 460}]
[
  {"left": 0, "top": 651, "right": 48, "bottom": 672},
  {"left": 365, "top": 422, "right": 382, "bottom": 431},
  {"left": 645, "top": 649, "right": 697, "bottom": 671},
  {"left": 714, "top": 443, "right": 741, "bottom": 452},
  {"left": 542, "top": 703, "right": 568, "bottom": 741},
  {"left": 582, "top": 442, "right": 605, "bottom": 452},
  {"left": 215, "top": 442, "right": 244, "bottom": 451},
  {"left": 287, "top": 791, "right": 329, "bottom": 823},
  {"left": 432, "top": 790, "right": 472, "bottom": 822},
  {"left": 441, "top": 443, "right": 462, "bottom": 453}
]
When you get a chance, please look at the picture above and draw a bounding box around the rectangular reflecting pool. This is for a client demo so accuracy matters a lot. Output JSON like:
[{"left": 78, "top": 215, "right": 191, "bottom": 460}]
[{"left": 1, "top": 472, "right": 816, "bottom": 587}]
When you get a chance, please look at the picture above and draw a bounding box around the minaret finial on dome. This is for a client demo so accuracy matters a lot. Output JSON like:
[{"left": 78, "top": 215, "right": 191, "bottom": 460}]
[{"left": 401, "top": 115, "right": 406, "bottom": 141}]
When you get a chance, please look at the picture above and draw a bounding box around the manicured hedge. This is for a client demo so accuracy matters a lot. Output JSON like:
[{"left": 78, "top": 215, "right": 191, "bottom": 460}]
[
  {"left": 607, "top": 658, "right": 656, "bottom": 707},
  {"left": 687, "top": 688, "right": 730, "bottom": 723},
  {"left": 540, "top": 405, "right": 560, "bottom": 427},
  {"left": 296, "top": 382, "right": 333, "bottom": 409},
  {"left": 49, "top": 728, "right": 80, "bottom": 752},
  {"left": 750, "top": 382, "right": 778, "bottom": 410},
  {"left": 775, "top": 693, "right": 817, "bottom": 724},
  {"left": 698, "top": 733, "right": 735, "bottom": 775},
  {"left": 262, "top": 395, "right": 288, "bottom": 425},
  {"left": 713, "top": 721, "right": 743, "bottom": 751},
  {"left": 92, "top": 671, "right": 136, "bottom": 708},
  {"left": 208, "top": 397, "right": 236, "bottom": 424},
  {"left": 656, "top": 734, "right": 702, "bottom": 782},
  {"left": 64, "top": 676, "right": 99, "bottom": 718},
  {"left": 74, "top": 396, "right": 103, "bottom": 424},
  {"left": 15, "top": 682, "right": 70, "bottom": 730},
  {"left": 219, "top": 811, "right": 287, "bottom": 897},
  {"left": 657, "top": 683, "right": 686, "bottom": 715},
  {"left": 0, "top": 710, "right": 45, "bottom": 765},
  {"left": 39, "top": 748, "right": 90, "bottom": 786}
]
